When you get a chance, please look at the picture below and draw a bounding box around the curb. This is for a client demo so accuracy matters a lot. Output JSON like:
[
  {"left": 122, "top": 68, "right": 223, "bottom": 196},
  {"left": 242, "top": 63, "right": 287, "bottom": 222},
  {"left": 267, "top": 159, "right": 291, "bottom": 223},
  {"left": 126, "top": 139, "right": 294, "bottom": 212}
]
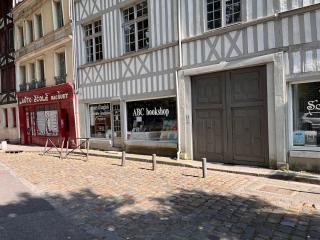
[{"left": 14, "top": 150, "right": 320, "bottom": 185}]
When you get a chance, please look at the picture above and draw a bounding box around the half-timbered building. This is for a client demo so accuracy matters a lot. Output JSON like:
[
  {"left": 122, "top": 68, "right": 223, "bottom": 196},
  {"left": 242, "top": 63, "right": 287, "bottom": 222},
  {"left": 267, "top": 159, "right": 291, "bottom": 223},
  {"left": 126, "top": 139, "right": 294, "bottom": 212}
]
[
  {"left": 74, "top": 0, "right": 179, "bottom": 155},
  {"left": 0, "top": 1, "right": 19, "bottom": 143},
  {"left": 74, "top": 0, "right": 320, "bottom": 171}
]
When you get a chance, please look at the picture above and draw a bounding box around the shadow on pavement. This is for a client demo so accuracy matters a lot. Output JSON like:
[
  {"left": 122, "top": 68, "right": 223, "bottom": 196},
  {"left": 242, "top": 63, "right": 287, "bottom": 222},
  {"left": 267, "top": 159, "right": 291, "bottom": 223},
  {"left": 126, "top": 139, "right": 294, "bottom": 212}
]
[{"left": 1, "top": 188, "right": 318, "bottom": 239}]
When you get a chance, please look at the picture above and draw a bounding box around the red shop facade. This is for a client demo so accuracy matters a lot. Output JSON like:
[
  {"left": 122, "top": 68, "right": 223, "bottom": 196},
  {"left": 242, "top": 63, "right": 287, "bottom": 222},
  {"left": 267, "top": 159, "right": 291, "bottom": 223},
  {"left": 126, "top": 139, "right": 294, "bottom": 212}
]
[{"left": 17, "top": 83, "right": 78, "bottom": 146}]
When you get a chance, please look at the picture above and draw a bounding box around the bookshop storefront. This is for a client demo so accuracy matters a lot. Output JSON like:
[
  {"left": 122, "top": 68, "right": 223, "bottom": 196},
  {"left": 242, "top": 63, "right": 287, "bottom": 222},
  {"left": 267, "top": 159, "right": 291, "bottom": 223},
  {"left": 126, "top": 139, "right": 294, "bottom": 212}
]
[
  {"left": 290, "top": 80, "right": 320, "bottom": 171},
  {"left": 17, "top": 83, "right": 77, "bottom": 146},
  {"left": 125, "top": 97, "right": 178, "bottom": 156}
]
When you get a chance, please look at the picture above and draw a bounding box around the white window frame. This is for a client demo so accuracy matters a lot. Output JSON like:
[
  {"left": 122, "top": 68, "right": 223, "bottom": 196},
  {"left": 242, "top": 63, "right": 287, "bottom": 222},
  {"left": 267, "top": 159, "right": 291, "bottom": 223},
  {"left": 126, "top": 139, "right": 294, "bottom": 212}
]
[
  {"left": 289, "top": 79, "right": 320, "bottom": 152},
  {"left": 206, "top": 0, "right": 242, "bottom": 31},
  {"left": 52, "top": 0, "right": 64, "bottom": 30},
  {"left": 83, "top": 19, "right": 103, "bottom": 63},
  {"left": 54, "top": 48, "right": 67, "bottom": 77},
  {"left": 36, "top": 58, "right": 46, "bottom": 81},
  {"left": 26, "top": 18, "right": 34, "bottom": 44},
  {"left": 34, "top": 12, "right": 43, "bottom": 40},
  {"left": 122, "top": 1, "right": 149, "bottom": 54}
]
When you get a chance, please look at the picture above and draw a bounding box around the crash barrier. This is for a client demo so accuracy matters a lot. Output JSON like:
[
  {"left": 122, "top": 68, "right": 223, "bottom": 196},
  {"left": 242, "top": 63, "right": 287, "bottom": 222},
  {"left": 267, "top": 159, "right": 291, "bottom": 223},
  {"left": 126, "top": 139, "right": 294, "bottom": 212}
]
[
  {"left": 43, "top": 137, "right": 90, "bottom": 160},
  {"left": 43, "top": 137, "right": 65, "bottom": 159},
  {"left": 64, "top": 138, "right": 90, "bottom": 161}
]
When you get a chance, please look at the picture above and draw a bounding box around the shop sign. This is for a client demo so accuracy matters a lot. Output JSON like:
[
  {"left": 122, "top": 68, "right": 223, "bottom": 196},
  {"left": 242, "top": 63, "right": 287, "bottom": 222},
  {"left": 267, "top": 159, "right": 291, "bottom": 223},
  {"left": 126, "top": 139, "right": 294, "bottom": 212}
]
[
  {"left": 89, "top": 103, "right": 111, "bottom": 112},
  {"left": 18, "top": 91, "right": 71, "bottom": 106},
  {"left": 132, "top": 107, "right": 170, "bottom": 117},
  {"left": 126, "top": 98, "right": 178, "bottom": 142},
  {"left": 307, "top": 99, "right": 320, "bottom": 116}
]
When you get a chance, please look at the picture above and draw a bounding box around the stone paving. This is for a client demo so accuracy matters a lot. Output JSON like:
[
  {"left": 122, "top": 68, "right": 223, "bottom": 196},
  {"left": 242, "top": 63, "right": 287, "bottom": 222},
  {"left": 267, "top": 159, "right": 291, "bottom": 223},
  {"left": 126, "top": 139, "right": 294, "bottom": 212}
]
[{"left": 0, "top": 152, "right": 320, "bottom": 240}]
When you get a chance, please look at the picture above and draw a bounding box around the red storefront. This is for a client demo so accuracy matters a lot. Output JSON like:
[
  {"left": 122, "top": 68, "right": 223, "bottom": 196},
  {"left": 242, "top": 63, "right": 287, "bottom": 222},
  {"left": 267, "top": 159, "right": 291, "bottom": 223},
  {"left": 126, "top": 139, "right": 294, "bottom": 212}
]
[{"left": 17, "top": 83, "right": 77, "bottom": 146}]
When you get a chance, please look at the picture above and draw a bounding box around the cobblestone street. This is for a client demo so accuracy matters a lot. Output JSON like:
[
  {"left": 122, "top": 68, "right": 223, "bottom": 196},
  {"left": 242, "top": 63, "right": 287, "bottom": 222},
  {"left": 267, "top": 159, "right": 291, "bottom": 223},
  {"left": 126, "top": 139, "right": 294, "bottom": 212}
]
[{"left": 0, "top": 152, "right": 320, "bottom": 240}]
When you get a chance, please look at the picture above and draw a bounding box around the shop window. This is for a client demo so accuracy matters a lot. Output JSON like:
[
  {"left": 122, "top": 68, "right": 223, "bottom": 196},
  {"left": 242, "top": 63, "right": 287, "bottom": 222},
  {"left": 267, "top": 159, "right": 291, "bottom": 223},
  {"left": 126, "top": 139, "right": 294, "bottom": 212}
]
[
  {"left": 4, "top": 109, "right": 8, "bottom": 128},
  {"left": 122, "top": 1, "right": 149, "bottom": 53},
  {"left": 126, "top": 98, "right": 178, "bottom": 142},
  {"left": 207, "top": 0, "right": 241, "bottom": 30},
  {"left": 12, "top": 108, "right": 16, "bottom": 128},
  {"left": 89, "top": 103, "right": 112, "bottom": 139},
  {"left": 83, "top": 19, "right": 103, "bottom": 63},
  {"left": 36, "top": 105, "right": 59, "bottom": 136},
  {"left": 292, "top": 82, "right": 320, "bottom": 147}
]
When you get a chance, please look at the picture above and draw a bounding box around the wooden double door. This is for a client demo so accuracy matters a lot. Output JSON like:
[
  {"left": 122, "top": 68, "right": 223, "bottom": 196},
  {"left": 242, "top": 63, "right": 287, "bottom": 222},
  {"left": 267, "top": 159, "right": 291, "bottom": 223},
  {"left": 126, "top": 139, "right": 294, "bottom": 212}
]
[{"left": 192, "top": 66, "right": 268, "bottom": 166}]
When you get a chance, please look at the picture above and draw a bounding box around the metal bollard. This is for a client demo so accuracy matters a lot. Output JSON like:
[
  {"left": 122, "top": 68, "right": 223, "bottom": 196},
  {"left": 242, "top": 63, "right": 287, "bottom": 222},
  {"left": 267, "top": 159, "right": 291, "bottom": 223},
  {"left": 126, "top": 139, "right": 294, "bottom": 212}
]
[
  {"left": 202, "top": 158, "right": 207, "bottom": 178},
  {"left": 121, "top": 151, "right": 126, "bottom": 166},
  {"left": 152, "top": 154, "right": 157, "bottom": 171}
]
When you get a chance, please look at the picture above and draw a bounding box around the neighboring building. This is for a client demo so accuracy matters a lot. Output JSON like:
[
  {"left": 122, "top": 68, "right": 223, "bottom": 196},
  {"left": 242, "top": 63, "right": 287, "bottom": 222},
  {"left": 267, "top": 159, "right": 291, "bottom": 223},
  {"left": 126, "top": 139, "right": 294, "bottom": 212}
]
[
  {"left": 177, "top": 0, "right": 320, "bottom": 171},
  {"left": 0, "top": 1, "right": 19, "bottom": 143},
  {"left": 74, "top": 0, "right": 320, "bottom": 171},
  {"left": 13, "top": 0, "right": 77, "bottom": 146},
  {"left": 73, "top": 0, "right": 179, "bottom": 155}
]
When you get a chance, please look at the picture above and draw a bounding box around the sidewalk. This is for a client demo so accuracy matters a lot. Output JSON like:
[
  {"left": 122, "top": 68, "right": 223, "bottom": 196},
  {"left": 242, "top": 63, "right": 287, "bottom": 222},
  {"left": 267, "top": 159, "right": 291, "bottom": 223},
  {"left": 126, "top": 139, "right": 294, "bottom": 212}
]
[
  {"left": 0, "top": 162, "right": 93, "bottom": 240},
  {"left": 5, "top": 144, "right": 320, "bottom": 185}
]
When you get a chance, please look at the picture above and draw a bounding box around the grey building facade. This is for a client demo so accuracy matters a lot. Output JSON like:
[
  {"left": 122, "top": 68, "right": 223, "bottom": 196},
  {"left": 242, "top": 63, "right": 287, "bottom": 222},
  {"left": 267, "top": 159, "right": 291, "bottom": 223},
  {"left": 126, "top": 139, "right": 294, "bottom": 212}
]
[{"left": 73, "top": 0, "right": 320, "bottom": 171}]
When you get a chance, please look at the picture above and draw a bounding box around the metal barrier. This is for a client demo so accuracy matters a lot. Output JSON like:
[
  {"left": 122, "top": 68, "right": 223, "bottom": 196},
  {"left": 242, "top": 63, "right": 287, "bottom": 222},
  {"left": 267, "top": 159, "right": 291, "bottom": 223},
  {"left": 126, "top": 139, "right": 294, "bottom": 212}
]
[
  {"left": 64, "top": 138, "right": 90, "bottom": 161},
  {"left": 43, "top": 137, "right": 65, "bottom": 159}
]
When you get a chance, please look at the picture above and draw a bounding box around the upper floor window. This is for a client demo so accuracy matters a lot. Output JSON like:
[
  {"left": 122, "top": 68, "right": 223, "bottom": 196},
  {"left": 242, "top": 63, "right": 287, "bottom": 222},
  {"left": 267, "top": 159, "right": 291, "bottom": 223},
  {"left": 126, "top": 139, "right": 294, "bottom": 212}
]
[
  {"left": 35, "top": 13, "right": 43, "bottom": 39},
  {"left": 37, "top": 59, "right": 45, "bottom": 81},
  {"left": 207, "top": 0, "right": 241, "bottom": 30},
  {"left": 27, "top": 19, "right": 34, "bottom": 43},
  {"left": 19, "top": 66, "right": 27, "bottom": 91},
  {"left": 53, "top": 0, "right": 64, "bottom": 29},
  {"left": 122, "top": 1, "right": 149, "bottom": 53},
  {"left": 84, "top": 20, "right": 103, "bottom": 63},
  {"left": 17, "top": 25, "right": 24, "bottom": 48},
  {"left": 30, "top": 63, "right": 36, "bottom": 81}
]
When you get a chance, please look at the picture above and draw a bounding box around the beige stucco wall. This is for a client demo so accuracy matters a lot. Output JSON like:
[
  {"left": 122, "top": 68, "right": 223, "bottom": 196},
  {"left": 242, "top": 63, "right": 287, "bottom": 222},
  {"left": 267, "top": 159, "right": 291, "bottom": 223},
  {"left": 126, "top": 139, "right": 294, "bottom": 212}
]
[{"left": 13, "top": 0, "right": 73, "bottom": 89}]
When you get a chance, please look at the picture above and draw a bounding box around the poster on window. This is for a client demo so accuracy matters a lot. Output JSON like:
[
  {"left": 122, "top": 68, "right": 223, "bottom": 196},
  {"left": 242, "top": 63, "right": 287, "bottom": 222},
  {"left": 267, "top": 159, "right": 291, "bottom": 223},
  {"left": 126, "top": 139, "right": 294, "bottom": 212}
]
[
  {"left": 46, "top": 110, "right": 59, "bottom": 136},
  {"left": 36, "top": 111, "right": 46, "bottom": 136},
  {"left": 89, "top": 103, "right": 112, "bottom": 139}
]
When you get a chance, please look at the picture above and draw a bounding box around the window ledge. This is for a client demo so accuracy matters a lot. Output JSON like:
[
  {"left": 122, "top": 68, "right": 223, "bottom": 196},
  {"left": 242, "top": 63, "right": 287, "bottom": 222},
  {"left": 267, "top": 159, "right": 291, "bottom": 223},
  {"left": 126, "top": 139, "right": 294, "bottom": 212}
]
[{"left": 290, "top": 150, "right": 320, "bottom": 159}]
